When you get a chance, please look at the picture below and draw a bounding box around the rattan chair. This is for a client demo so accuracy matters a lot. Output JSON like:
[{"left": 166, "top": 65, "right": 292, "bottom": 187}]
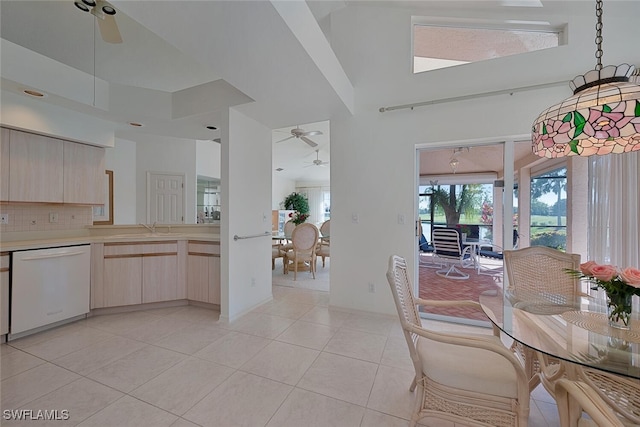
[
  {"left": 575, "top": 368, "right": 640, "bottom": 425},
  {"left": 283, "top": 223, "right": 319, "bottom": 280},
  {"left": 555, "top": 378, "right": 625, "bottom": 427},
  {"left": 503, "top": 246, "right": 581, "bottom": 392},
  {"left": 386, "top": 255, "right": 530, "bottom": 427}
]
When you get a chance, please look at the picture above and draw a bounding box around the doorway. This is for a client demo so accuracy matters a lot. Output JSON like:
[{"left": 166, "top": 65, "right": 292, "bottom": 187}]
[
  {"left": 147, "top": 172, "right": 185, "bottom": 223},
  {"left": 416, "top": 141, "right": 516, "bottom": 326}
]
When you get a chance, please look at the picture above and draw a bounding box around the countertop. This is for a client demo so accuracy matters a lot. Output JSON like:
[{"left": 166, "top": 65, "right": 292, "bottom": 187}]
[{"left": 0, "top": 225, "right": 220, "bottom": 252}]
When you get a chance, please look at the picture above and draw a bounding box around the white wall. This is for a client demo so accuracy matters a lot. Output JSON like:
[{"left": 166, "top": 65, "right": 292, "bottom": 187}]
[
  {"left": 105, "top": 138, "right": 137, "bottom": 224},
  {"left": 196, "top": 139, "right": 221, "bottom": 179},
  {"left": 326, "top": 3, "right": 640, "bottom": 315},
  {"left": 135, "top": 134, "right": 197, "bottom": 224},
  {"left": 222, "top": 108, "right": 273, "bottom": 322},
  {"left": 272, "top": 174, "right": 296, "bottom": 210},
  {"left": 0, "top": 90, "right": 115, "bottom": 148}
]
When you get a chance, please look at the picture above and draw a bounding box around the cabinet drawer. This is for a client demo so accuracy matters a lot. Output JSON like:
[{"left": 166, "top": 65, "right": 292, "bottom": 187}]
[
  {"left": 0, "top": 254, "right": 9, "bottom": 270},
  {"left": 104, "top": 241, "right": 178, "bottom": 256},
  {"left": 188, "top": 241, "right": 220, "bottom": 256}
]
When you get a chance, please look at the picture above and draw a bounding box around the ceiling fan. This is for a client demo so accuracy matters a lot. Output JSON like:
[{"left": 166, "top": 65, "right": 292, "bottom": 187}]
[
  {"left": 305, "top": 150, "right": 329, "bottom": 167},
  {"left": 74, "top": 0, "right": 123, "bottom": 44},
  {"left": 274, "top": 126, "right": 322, "bottom": 148}
]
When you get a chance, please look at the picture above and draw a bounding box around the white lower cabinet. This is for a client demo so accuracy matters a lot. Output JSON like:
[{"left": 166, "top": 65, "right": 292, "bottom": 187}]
[
  {"left": 96, "top": 242, "right": 179, "bottom": 308},
  {"left": 92, "top": 240, "right": 218, "bottom": 309},
  {"left": 187, "top": 241, "right": 221, "bottom": 304},
  {"left": 1, "top": 253, "right": 9, "bottom": 335}
]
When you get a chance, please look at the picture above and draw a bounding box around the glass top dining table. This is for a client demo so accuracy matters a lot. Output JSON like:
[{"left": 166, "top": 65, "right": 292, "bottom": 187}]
[{"left": 479, "top": 290, "right": 640, "bottom": 380}]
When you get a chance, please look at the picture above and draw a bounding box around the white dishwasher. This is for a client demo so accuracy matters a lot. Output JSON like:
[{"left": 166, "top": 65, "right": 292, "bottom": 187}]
[{"left": 11, "top": 244, "right": 90, "bottom": 336}]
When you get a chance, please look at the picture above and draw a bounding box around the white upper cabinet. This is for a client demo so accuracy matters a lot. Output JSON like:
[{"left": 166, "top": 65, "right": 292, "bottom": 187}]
[
  {"left": 0, "top": 128, "right": 10, "bottom": 201},
  {"left": 3, "top": 128, "right": 105, "bottom": 205},
  {"left": 9, "top": 130, "right": 64, "bottom": 203},
  {"left": 63, "top": 141, "right": 105, "bottom": 204}
]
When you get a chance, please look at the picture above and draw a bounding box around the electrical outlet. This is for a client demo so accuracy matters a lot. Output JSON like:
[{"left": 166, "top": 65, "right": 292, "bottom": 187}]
[
  {"left": 251, "top": 277, "right": 256, "bottom": 287},
  {"left": 0, "top": 214, "right": 8, "bottom": 224},
  {"left": 397, "top": 213, "right": 405, "bottom": 225},
  {"left": 368, "top": 282, "right": 375, "bottom": 293},
  {"left": 351, "top": 213, "right": 359, "bottom": 224},
  {"left": 49, "top": 212, "right": 59, "bottom": 223}
]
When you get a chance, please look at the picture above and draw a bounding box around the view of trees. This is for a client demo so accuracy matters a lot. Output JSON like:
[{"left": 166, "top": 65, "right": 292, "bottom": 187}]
[{"left": 419, "top": 167, "right": 567, "bottom": 250}]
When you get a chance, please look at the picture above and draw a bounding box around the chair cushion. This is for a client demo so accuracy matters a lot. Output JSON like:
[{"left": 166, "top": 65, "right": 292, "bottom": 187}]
[{"left": 417, "top": 333, "right": 518, "bottom": 398}]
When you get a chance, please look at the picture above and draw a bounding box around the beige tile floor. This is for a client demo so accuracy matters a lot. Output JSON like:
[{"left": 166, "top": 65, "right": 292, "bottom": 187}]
[{"left": 0, "top": 285, "right": 560, "bottom": 427}]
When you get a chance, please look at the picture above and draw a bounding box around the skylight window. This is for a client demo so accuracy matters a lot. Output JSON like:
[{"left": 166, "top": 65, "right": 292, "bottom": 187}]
[{"left": 413, "top": 22, "right": 561, "bottom": 73}]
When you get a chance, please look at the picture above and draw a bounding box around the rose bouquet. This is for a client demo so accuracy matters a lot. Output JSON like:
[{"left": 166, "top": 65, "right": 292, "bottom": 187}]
[
  {"left": 566, "top": 262, "right": 640, "bottom": 329},
  {"left": 289, "top": 211, "right": 309, "bottom": 226}
]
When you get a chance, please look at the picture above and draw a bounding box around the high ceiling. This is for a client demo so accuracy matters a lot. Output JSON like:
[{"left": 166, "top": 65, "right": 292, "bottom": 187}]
[{"left": 1, "top": 1, "right": 623, "bottom": 184}]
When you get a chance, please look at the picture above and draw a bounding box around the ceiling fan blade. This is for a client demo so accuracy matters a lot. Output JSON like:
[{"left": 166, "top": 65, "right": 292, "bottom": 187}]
[
  {"left": 300, "top": 136, "right": 318, "bottom": 147},
  {"left": 97, "top": 15, "right": 122, "bottom": 44},
  {"left": 303, "top": 130, "right": 323, "bottom": 137},
  {"left": 274, "top": 135, "right": 295, "bottom": 144}
]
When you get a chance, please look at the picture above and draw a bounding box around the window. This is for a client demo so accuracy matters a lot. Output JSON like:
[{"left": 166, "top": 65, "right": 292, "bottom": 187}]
[
  {"left": 322, "top": 190, "right": 331, "bottom": 222},
  {"left": 530, "top": 167, "right": 567, "bottom": 250},
  {"left": 413, "top": 21, "right": 562, "bottom": 73}
]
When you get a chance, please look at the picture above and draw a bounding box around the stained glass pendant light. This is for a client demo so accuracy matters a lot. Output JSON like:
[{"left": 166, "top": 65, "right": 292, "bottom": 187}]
[{"left": 532, "top": 0, "right": 640, "bottom": 158}]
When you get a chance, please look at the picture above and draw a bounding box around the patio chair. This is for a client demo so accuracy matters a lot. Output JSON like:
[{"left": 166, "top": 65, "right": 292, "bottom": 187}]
[
  {"left": 431, "top": 228, "right": 472, "bottom": 279},
  {"left": 386, "top": 255, "right": 530, "bottom": 427}
]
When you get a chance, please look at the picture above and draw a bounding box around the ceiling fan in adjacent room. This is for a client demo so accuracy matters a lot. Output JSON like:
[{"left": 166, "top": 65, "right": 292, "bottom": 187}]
[
  {"left": 305, "top": 150, "right": 329, "bottom": 167},
  {"left": 274, "top": 126, "right": 322, "bottom": 148},
  {"left": 73, "top": 0, "right": 122, "bottom": 43}
]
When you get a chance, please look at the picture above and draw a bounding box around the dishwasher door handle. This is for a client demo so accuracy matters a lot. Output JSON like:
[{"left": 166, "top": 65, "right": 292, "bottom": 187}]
[{"left": 20, "top": 250, "right": 87, "bottom": 261}]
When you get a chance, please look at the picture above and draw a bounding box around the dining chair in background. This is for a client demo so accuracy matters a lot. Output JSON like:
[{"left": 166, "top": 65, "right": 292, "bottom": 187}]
[
  {"left": 316, "top": 219, "right": 330, "bottom": 268},
  {"left": 272, "top": 241, "right": 285, "bottom": 270},
  {"left": 283, "top": 223, "right": 319, "bottom": 280},
  {"left": 386, "top": 255, "right": 530, "bottom": 427},
  {"left": 431, "top": 228, "right": 472, "bottom": 279},
  {"left": 503, "top": 246, "right": 581, "bottom": 393}
]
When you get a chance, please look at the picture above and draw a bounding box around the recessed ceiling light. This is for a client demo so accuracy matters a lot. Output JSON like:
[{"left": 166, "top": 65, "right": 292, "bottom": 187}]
[
  {"left": 275, "top": 168, "right": 284, "bottom": 172},
  {"left": 128, "top": 122, "right": 143, "bottom": 127},
  {"left": 206, "top": 125, "right": 217, "bottom": 130},
  {"left": 23, "top": 89, "right": 46, "bottom": 98}
]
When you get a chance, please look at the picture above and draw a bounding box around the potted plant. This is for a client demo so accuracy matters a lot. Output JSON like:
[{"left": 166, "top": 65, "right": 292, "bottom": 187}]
[
  {"left": 283, "top": 192, "right": 309, "bottom": 214},
  {"left": 283, "top": 192, "right": 310, "bottom": 225}
]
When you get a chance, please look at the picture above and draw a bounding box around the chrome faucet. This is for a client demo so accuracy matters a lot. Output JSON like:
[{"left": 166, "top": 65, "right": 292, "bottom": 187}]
[{"left": 140, "top": 222, "right": 157, "bottom": 233}]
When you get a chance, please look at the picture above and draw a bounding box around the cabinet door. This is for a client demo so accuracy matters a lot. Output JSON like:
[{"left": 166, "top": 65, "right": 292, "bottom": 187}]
[
  {"left": 187, "top": 254, "right": 209, "bottom": 302},
  {"left": 1, "top": 128, "right": 10, "bottom": 201},
  {"left": 9, "top": 130, "right": 64, "bottom": 202},
  {"left": 104, "top": 257, "right": 142, "bottom": 306},
  {"left": 143, "top": 255, "right": 178, "bottom": 303},
  {"left": 208, "top": 256, "right": 221, "bottom": 305},
  {"left": 63, "top": 141, "right": 105, "bottom": 204},
  {"left": 0, "top": 254, "right": 9, "bottom": 335}
]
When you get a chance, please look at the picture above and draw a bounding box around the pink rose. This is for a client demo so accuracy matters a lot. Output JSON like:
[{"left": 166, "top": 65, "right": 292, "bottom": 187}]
[
  {"left": 580, "top": 261, "right": 598, "bottom": 276},
  {"left": 620, "top": 267, "right": 640, "bottom": 286},
  {"left": 590, "top": 264, "right": 618, "bottom": 282}
]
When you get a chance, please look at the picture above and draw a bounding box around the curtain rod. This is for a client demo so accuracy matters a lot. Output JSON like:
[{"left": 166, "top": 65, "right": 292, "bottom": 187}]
[{"left": 378, "top": 80, "right": 567, "bottom": 113}]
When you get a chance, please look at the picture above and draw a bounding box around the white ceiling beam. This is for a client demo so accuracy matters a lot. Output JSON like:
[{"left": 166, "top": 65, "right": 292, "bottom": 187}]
[{"left": 270, "top": 0, "right": 354, "bottom": 115}]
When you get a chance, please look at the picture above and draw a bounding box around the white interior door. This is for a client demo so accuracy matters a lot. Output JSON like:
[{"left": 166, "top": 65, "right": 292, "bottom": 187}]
[{"left": 147, "top": 172, "right": 185, "bottom": 223}]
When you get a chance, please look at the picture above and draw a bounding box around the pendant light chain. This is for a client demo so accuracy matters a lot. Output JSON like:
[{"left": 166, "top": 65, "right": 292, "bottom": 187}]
[{"left": 594, "top": 0, "right": 603, "bottom": 71}]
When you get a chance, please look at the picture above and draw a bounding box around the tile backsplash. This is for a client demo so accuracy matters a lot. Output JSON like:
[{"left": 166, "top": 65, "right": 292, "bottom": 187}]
[{"left": 0, "top": 203, "right": 93, "bottom": 233}]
